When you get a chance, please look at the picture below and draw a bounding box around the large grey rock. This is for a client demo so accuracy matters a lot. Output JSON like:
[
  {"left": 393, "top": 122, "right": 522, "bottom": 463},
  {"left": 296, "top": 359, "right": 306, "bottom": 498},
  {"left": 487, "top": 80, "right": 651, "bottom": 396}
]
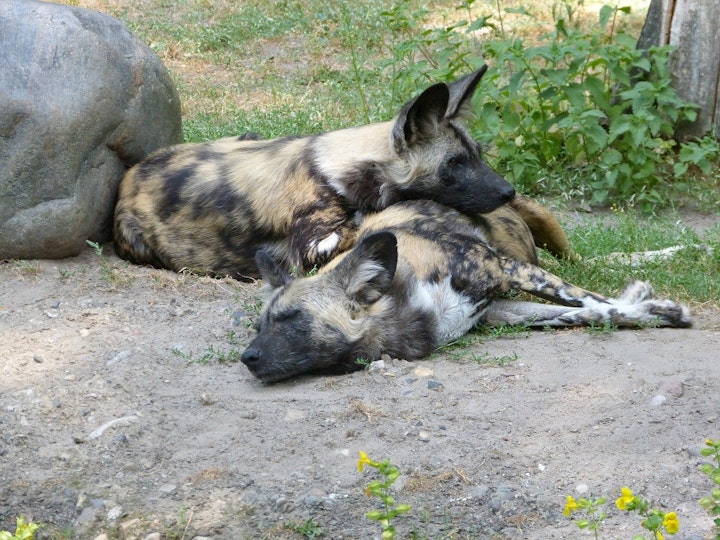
[{"left": 0, "top": 0, "right": 182, "bottom": 259}]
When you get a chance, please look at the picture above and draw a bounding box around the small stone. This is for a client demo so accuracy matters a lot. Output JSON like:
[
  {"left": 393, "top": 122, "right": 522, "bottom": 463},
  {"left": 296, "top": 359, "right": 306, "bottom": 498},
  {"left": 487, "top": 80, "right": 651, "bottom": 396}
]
[
  {"left": 113, "top": 434, "right": 128, "bottom": 445},
  {"left": 662, "top": 380, "right": 684, "bottom": 398},
  {"left": 418, "top": 431, "right": 430, "bottom": 442},
  {"left": 284, "top": 409, "right": 307, "bottom": 421},
  {"left": 107, "top": 350, "right": 132, "bottom": 366},
  {"left": 650, "top": 395, "right": 666, "bottom": 407},
  {"left": 200, "top": 393, "right": 215, "bottom": 406},
  {"left": 367, "top": 359, "right": 386, "bottom": 373},
  {"left": 159, "top": 484, "right": 176, "bottom": 495},
  {"left": 144, "top": 533, "right": 162, "bottom": 540},
  {"left": 107, "top": 505, "right": 123, "bottom": 521},
  {"left": 75, "top": 505, "right": 99, "bottom": 526},
  {"left": 489, "top": 486, "right": 514, "bottom": 512},
  {"left": 79, "top": 329, "right": 90, "bottom": 337},
  {"left": 64, "top": 373, "right": 76, "bottom": 381},
  {"left": 118, "top": 518, "right": 142, "bottom": 539},
  {"left": 427, "top": 380, "right": 444, "bottom": 390},
  {"left": 414, "top": 366, "right": 434, "bottom": 378},
  {"left": 33, "top": 355, "right": 43, "bottom": 363},
  {"left": 239, "top": 411, "right": 257, "bottom": 419},
  {"left": 576, "top": 484, "right": 589, "bottom": 494},
  {"left": 471, "top": 485, "right": 489, "bottom": 500}
]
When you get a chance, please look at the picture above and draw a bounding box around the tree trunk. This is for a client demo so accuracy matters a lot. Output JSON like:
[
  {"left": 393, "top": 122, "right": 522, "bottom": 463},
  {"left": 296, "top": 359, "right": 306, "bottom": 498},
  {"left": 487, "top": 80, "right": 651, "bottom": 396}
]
[{"left": 638, "top": 0, "right": 720, "bottom": 140}]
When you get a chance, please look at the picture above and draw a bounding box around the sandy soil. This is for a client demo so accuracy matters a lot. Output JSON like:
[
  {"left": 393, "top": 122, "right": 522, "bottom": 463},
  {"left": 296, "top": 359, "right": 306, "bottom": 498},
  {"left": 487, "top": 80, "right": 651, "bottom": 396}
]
[{"left": 1, "top": 240, "right": 719, "bottom": 540}]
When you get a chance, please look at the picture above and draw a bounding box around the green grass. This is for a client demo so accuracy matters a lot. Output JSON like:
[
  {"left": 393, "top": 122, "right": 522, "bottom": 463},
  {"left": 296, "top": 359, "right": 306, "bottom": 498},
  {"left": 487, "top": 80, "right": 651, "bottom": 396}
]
[{"left": 544, "top": 212, "right": 720, "bottom": 307}]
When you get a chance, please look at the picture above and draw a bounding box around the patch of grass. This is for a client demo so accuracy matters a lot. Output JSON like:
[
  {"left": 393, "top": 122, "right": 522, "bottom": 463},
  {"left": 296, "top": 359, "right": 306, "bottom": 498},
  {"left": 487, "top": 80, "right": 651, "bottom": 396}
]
[
  {"left": 86, "top": 240, "right": 135, "bottom": 288},
  {"left": 172, "top": 344, "right": 242, "bottom": 365},
  {"left": 546, "top": 212, "right": 720, "bottom": 307},
  {"left": 8, "top": 260, "right": 41, "bottom": 278},
  {"left": 283, "top": 518, "right": 324, "bottom": 538}
]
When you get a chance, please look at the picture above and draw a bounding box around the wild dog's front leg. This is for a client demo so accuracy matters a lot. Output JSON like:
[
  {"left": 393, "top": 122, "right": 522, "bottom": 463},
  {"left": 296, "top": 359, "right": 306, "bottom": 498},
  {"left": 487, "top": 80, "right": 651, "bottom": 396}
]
[
  {"left": 289, "top": 204, "right": 358, "bottom": 273},
  {"left": 496, "top": 259, "right": 691, "bottom": 328}
]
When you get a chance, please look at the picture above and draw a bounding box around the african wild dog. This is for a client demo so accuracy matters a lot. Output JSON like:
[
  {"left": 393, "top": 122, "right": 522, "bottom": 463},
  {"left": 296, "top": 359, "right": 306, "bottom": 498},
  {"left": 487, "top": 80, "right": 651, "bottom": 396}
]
[
  {"left": 113, "top": 66, "right": 515, "bottom": 279},
  {"left": 241, "top": 200, "right": 691, "bottom": 382}
]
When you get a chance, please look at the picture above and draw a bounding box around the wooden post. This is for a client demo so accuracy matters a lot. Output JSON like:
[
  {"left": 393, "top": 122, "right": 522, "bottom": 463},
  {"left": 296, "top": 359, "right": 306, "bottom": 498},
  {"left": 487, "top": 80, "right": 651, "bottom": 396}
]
[{"left": 638, "top": 0, "right": 720, "bottom": 140}]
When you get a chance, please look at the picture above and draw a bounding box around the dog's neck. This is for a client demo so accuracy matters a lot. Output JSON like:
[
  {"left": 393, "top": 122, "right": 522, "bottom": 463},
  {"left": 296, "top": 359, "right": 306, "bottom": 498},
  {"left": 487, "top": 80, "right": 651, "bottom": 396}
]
[{"left": 310, "top": 121, "right": 408, "bottom": 211}]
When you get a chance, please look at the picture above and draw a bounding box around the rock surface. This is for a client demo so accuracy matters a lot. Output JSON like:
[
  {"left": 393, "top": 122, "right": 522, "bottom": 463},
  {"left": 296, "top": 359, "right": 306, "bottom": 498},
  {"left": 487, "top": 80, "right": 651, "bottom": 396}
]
[{"left": 0, "top": 0, "right": 182, "bottom": 260}]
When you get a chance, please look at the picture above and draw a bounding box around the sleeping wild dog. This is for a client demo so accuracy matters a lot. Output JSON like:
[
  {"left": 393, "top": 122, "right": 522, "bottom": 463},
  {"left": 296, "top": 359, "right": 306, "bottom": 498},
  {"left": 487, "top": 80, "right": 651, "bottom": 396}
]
[
  {"left": 113, "top": 65, "right": 516, "bottom": 279},
  {"left": 241, "top": 200, "right": 691, "bottom": 382}
]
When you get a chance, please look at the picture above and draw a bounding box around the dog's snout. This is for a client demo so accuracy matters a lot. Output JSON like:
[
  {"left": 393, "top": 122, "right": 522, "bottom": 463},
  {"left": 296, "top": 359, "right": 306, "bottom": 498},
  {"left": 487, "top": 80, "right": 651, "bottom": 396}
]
[{"left": 241, "top": 347, "right": 261, "bottom": 367}]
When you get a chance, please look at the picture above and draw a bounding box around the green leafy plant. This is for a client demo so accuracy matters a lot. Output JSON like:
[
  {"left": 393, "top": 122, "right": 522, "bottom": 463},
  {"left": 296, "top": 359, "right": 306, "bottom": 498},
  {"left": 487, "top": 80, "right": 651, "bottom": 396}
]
[
  {"left": 358, "top": 451, "right": 411, "bottom": 539},
  {"left": 285, "top": 517, "right": 324, "bottom": 538},
  {"left": 699, "top": 438, "right": 720, "bottom": 539},
  {"left": 380, "top": 1, "right": 719, "bottom": 212},
  {"left": 0, "top": 517, "right": 39, "bottom": 540},
  {"left": 562, "top": 494, "right": 607, "bottom": 538},
  {"left": 564, "top": 487, "right": 679, "bottom": 539}
]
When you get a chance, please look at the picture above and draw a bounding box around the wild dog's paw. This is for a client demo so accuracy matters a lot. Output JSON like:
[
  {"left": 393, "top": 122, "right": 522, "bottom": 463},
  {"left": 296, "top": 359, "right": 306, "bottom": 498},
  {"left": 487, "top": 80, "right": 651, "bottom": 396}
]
[
  {"left": 644, "top": 298, "right": 692, "bottom": 328},
  {"left": 316, "top": 232, "right": 341, "bottom": 256},
  {"left": 616, "top": 280, "right": 656, "bottom": 304},
  {"left": 613, "top": 298, "right": 692, "bottom": 328}
]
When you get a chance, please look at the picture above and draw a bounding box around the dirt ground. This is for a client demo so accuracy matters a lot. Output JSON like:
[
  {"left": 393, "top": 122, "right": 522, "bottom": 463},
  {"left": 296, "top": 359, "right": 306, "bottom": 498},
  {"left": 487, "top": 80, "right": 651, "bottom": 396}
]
[{"left": 1, "top": 228, "right": 719, "bottom": 540}]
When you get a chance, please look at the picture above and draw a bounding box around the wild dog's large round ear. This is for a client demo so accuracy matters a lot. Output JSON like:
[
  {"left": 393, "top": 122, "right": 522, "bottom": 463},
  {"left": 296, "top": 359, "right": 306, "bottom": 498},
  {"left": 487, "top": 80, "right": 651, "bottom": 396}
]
[
  {"left": 392, "top": 83, "right": 449, "bottom": 154},
  {"left": 337, "top": 231, "right": 398, "bottom": 305},
  {"left": 255, "top": 249, "right": 292, "bottom": 289},
  {"left": 445, "top": 64, "right": 488, "bottom": 119}
]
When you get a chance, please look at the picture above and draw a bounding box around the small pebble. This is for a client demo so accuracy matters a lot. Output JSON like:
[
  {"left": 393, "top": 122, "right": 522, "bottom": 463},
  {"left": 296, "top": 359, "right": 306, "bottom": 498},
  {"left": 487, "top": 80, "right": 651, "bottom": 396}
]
[
  {"left": 662, "top": 380, "right": 684, "bottom": 398},
  {"left": 414, "top": 366, "right": 434, "bottom": 378},
  {"left": 200, "top": 393, "right": 215, "bottom": 406},
  {"left": 33, "top": 355, "right": 43, "bottom": 363},
  {"left": 159, "top": 484, "right": 176, "bottom": 495},
  {"left": 418, "top": 430, "right": 430, "bottom": 442},
  {"left": 284, "top": 409, "right": 306, "bottom": 421},
  {"left": 113, "top": 434, "right": 128, "bottom": 445},
  {"left": 108, "top": 506, "right": 122, "bottom": 521},
  {"left": 650, "top": 395, "right": 666, "bottom": 407},
  {"left": 427, "top": 380, "right": 444, "bottom": 390},
  {"left": 576, "top": 483, "right": 589, "bottom": 494},
  {"left": 239, "top": 411, "right": 257, "bottom": 419},
  {"left": 367, "top": 360, "right": 386, "bottom": 373}
]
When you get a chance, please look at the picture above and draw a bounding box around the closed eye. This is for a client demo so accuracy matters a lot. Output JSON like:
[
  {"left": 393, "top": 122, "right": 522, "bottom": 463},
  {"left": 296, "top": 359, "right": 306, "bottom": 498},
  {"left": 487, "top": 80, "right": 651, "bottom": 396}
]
[
  {"left": 272, "top": 307, "right": 301, "bottom": 322},
  {"left": 446, "top": 156, "right": 461, "bottom": 168}
]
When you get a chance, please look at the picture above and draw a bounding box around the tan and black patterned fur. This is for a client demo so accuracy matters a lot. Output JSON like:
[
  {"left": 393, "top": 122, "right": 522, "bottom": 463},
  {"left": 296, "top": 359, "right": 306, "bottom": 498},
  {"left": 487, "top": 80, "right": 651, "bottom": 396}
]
[
  {"left": 241, "top": 200, "right": 691, "bottom": 382},
  {"left": 114, "top": 66, "right": 517, "bottom": 279}
]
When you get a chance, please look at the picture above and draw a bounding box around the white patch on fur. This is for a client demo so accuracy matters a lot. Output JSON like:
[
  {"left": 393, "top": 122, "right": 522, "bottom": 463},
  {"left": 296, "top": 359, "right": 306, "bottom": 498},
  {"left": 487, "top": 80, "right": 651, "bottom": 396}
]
[
  {"left": 316, "top": 232, "right": 340, "bottom": 256},
  {"left": 412, "top": 277, "right": 486, "bottom": 345}
]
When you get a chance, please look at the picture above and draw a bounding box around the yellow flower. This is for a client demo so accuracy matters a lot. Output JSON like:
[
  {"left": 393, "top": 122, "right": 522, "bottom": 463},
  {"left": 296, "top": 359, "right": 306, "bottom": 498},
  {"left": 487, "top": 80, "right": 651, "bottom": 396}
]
[
  {"left": 616, "top": 486, "right": 634, "bottom": 510},
  {"left": 663, "top": 512, "right": 680, "bottom": 534},
  {"left": 657, "top": 532, "right": 665, "bottom": 540},
  {"left": 563, "top": 495, "right": 579, "bottom": 517},
  {"left": 358, "top": 450, "right": 376, "bottom": 472}
]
